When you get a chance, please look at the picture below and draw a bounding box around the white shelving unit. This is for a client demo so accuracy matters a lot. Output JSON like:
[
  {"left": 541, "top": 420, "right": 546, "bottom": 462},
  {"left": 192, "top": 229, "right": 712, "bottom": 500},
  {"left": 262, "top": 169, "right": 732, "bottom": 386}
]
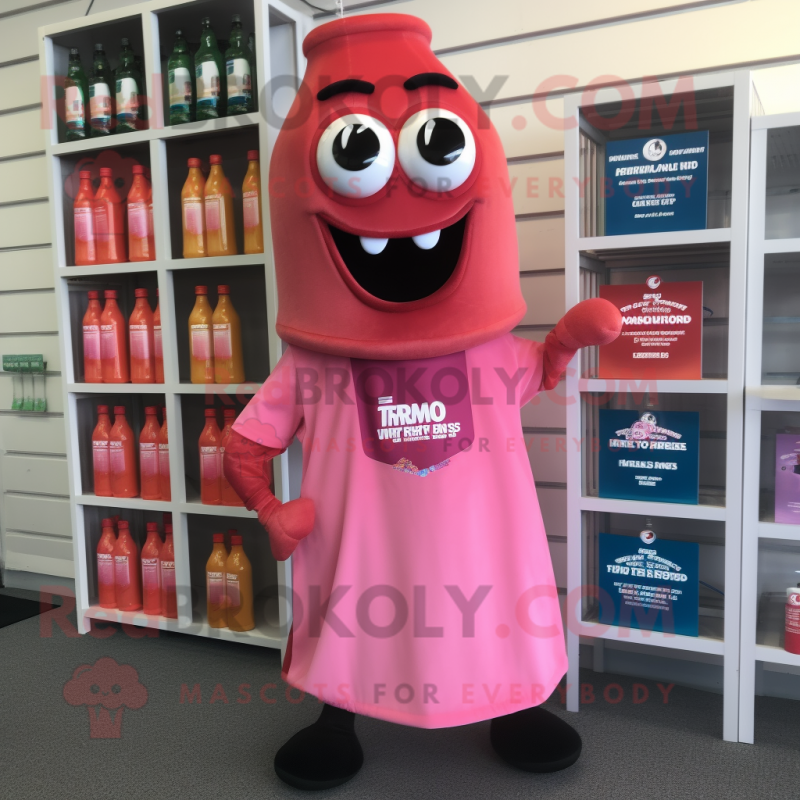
[
  {"left": 563, "top": 71, "right": 758, "bottom": 741},
  {"left": 39, "top": 0, "right": 312, "bottom": 649},
  {"left": 739, "top": 110, "right": 800, "bottom": 743}
]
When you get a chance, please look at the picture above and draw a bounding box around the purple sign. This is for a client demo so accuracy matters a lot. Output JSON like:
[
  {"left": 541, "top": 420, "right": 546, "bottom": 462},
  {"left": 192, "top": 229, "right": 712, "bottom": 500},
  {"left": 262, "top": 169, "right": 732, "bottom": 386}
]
[{"left": 775, "top": 434, "right": 800, "bottom": 525}]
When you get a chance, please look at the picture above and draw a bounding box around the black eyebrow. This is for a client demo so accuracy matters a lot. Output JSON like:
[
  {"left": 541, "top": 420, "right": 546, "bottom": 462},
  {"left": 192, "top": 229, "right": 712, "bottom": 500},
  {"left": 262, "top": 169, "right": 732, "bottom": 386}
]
[
  {"left": 403, "top": 73, "right": 458, "bottom": 91},
  {"left": 317, "top": 79, "right": 375, "bottom": 101}
]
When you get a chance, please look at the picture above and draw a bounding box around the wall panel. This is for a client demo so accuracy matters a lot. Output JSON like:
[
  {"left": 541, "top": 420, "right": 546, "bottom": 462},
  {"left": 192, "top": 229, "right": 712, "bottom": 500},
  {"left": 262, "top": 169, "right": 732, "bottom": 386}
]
[
  {"left": 0, "top": 246, "right": 54, "bottom": 291},
  {"left": 517, "top": 215, "right": 565, "bottom": 272},
  {"left": 0, "top": 413, "right": 66, "bottom": 454},
  {"left": 2, "top": 453, "right": 68, "bottom": 494}
]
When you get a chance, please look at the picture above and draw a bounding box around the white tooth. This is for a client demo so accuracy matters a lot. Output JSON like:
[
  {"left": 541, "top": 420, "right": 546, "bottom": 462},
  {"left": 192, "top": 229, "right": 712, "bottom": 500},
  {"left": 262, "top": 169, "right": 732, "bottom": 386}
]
[
  {"left": 359, "top": 236, "right": 388, "bottom": 255},
  {"left": 412, "top": 230, "right": 440, "bottom": 250}
]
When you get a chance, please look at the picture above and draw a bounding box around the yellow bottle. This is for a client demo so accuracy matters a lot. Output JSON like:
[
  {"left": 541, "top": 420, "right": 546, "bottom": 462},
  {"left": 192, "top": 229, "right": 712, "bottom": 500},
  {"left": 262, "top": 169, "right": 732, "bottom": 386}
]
[
  {"left": 189, "top": 285, "right": 215, "bottom": 384},
  {"left": 212, "top": 284, "right": 244, "bottom": 384},
  {"left": 225, "top": 532, "right": 254, "bottom": 632},
  {"left": 206, "top": 533, "right": 228, "bottom": 629},
  {"left": 242, "top": 150, "right": 263, "bottom": 254},
  {"left": 182, "top": 158, "right": 207, "bottom": 258},
  {"left": 204, "top": 154, "right": 237, "bottom": 257}
]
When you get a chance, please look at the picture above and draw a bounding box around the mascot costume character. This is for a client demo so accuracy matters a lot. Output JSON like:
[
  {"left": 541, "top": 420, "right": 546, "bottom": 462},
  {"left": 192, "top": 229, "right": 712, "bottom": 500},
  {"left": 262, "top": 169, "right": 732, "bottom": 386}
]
[{"left": 224, "top": 13, "right": 622, "bottom": 790}]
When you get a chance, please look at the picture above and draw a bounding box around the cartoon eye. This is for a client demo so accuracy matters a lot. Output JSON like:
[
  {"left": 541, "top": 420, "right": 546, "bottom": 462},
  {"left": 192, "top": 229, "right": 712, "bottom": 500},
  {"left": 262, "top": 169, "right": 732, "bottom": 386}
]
[
  {"left": 90, "top": 684, "right": 101, "bottom": 694},
  {"left": 398, "top": 109, "right": 476, "bottom": 193},
  {"left": 316, "top": 114, "right": 395, "bottom": 198},
  {"left": 111, "top": 684, "right": 122, "bottom": 694}
]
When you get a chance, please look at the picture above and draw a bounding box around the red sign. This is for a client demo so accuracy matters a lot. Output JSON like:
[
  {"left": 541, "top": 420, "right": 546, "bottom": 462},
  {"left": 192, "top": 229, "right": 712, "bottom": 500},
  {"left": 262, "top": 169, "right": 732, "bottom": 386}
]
[{"left": 599, "top": 278, "right": 703, "bottom": 379}]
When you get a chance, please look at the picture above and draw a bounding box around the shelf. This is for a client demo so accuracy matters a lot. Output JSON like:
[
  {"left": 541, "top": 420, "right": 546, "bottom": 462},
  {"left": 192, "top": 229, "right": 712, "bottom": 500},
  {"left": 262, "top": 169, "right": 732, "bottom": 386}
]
[
  {"left": 77, "top": 494, "right": 172, "bottom": 511},
  {"left": 763, "top": 238, "right": 800, "bottom": 254},
  {"left": 757, "top": 521, "right": 800, "bottom": 542},
  {"left": 579, "top": 378, "right": 728, "bottom": 395},
  {"left": 754, "top": 644, "right": 800, "bottom": 667},
  {"left": 579, "top": 620, "right": 725, "bottom": 656},
  {"left": 167, "top": 254, "right": 267, "bottom": 271},
  {"left": 60, "top": 262, "right": 159, "bottom": 278},
  {"left": 580, "top": 495, "right": 726, "bottom": 521},
  {"left": 175, "top": 382, "right": 261, "bottom": 396},
  {"left": 68, "top": 383, "right": 166, "bottom": 394},
  {"left": 50, "top": 130, "right": 153, "bottom": 156},
  {"left": 180, "top": 501, "right": 257, "bottom": 519},
  {"left": 745, "top": 384, "right": 800, "bottom": 410},
  {"left": 578, "top": 227, "right": 732, "bottom": 253},
  {"left": 59, "top": 254, "right": 267, "bottom": 278}
]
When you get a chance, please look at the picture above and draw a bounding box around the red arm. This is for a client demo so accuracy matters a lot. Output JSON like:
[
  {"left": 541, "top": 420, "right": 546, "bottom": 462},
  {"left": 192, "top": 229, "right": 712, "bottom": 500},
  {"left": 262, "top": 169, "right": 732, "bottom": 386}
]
[{"left": 223, "top": 430, "right": 314, "bottom": 561}]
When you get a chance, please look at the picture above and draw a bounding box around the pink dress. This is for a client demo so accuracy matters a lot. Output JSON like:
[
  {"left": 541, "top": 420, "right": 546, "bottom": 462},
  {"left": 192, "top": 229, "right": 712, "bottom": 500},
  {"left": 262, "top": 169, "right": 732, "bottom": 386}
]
[{"left": 233, "top": 333, "right": 567, "bottom": 728}]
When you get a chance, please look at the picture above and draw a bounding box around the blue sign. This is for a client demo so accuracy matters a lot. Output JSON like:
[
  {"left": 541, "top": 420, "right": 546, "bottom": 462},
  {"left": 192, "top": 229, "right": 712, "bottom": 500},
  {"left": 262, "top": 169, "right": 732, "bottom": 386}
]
[
  {"left": 604, "top": 131, "right": 709, "bottom": 236},
  {"left": 598, "top": 409, "right": 700, "bottom": 504},
  {"left": 598, "top": 532, "right": 699, "bottom": 637}
]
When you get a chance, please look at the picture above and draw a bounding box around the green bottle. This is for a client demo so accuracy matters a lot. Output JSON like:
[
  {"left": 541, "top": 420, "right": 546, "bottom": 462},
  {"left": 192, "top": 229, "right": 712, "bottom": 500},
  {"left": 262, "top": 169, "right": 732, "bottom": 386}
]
[
  {"left": 248, "top": 32, "right": 257, "bottom": 106},
  {"left": 168, "top": 29, "right": 194, "bottom": 125},
  {"left": 194, "top": 17, "right": 225, "bottom": 120},
  {"left": 115, "top": 38, "right": 142, "bottom": 133},
  {"left": 224, "top": 15, "right": 253, "bottom": 115},
  {"left": 65, "top": 48, "right": 89, "bottom": 141},
  {"left": 89, "top": 44, "right": 113, "bottom": 136}
]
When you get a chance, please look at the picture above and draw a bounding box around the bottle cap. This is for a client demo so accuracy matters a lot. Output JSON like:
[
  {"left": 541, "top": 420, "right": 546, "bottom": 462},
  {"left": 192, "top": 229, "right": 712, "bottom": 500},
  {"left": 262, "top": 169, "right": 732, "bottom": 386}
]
[
  {"left": 223, "top": 408, "right": 236, "bottom": 418},
  {"left": 94, "top": 44, "right": 104, "bottom": 52},
  {"left": 195, "top": 285, "right": 208, "bottom": 295},
  {"left": 209, "top": 154, "right": 222, "bottom": 165},
  {"left": 174, "top": 29, "right": 182, "bottom": 36},
  {"left": 164, "top": 523, "right": 173, "bottom": 534},
  {"left": 104, "top": 289, "right": 117, "bottom": 299},
  {"left": 201, "top": 16, "right": 211, "bottom": 25},
  {"left": 146, "top": 522, "right": 159, "bottom": 532},
  {"left": 99, "top": 167, "right": 113, "bottom": 177},
  {"left": 217, "top": 284, "right": 230, "bottom": 294},
  {"left": 97, "top": 404, "right": 109, "bottom": 413},
  {"left": 134, "top": 288, "right": 149, "bottom": 298},
  {"left": 163, "top": 512, "right": 172, "bottom": 524},
  {"left": 132, "top": 165, "right": 144, "bottom": 175},
  {"left": 247, "top": 150, "right": 259, "bottom": 161},
  {"left": 213, "top": 533, "right": 225, "bottom": 543},
  {"left": 228, "top": 528, "right": 237, "bottom": 535},
  {"left": 118, "top": 520, "right": 129, "bottom": 530},
  {"left": 231, "top": 534, "right": 243, "bottom": 545},
  {"left": 114, "top": 405, "right": 126, "bottom": 415},
  {"left": 187, "top": 157, "right": 202, "bottom": 168},
  {"left": 144, "top": 405, "right": 158, "bottom": 414},
  {"left": 204, "top": 408, "right": 217, "bottom": 417},
  {"left": 80, "top": 170, "right": 92, "bottom": 179},
  {"left": 87, "top": 290, "right": 99, "bottom": 299},
  {"left": 102, "top": 518, "right": 114, "bottom": 527},
  {"left": 69, "top": 48, "right": 79, "bottom": 56},
  {"left": 121, "top": 37, "right": 130, "bottom": 46}
]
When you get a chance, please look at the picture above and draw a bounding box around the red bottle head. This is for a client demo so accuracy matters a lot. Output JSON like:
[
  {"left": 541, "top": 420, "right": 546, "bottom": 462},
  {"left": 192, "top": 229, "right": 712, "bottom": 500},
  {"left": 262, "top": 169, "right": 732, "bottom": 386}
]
[
  {"left": 213, "top": 533, "right": 225, "bottom": 543},
  {"left": 247, "top": 150, "right": 259, "bottom": 161},
  {"left": 135, "top": 288, "right": 149, "bottom": 299},
  {"left": 195, "top": 285, "right": 208, "bottom": 295},
  {"left": 97, "top": 404, "right": 109, "bottom": 415},
  {"left": 209, "top": 155, "right": 222, "bottom": 166},
  {"left": 114, "top": 405, "right": 126, "bottom": 416},
  {"left": 104, "top": 289, "right": 118, "bottom": 300},
  {"left": 187, "top": 158, "right": 202, "bottom": 169},
  {"left": 217, "top": 284, "right": 230, "bottom": 295},
  {"left": 146, "top": 521, "right": 159, "bottom": 533},
  {"left": 230, "top": 534, "right": 243, "bottom": 546}
]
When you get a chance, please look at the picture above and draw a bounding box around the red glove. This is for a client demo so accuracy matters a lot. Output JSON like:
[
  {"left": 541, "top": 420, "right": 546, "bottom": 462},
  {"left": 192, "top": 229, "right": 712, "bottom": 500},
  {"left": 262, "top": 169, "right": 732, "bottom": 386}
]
[
  {"left": 223, "top": 430, "right": 315, "bottom": 561},
  {"left": 542, "top": 297, "right": 622, "bottom": 389}
]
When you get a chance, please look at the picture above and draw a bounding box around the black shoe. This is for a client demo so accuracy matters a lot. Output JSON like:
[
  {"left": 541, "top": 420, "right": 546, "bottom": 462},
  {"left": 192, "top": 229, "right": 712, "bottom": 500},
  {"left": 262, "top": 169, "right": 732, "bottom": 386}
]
[
  {"left": 490, "top": 706, "right": 582, "bottom": 773},
  {"left": 274, "top": 703, "right": 364, "bottom": 790}
]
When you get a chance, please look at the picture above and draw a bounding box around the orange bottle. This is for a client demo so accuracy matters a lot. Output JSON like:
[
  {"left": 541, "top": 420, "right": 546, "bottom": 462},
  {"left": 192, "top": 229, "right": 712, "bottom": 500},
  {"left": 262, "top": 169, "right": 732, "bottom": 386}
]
[
  {"left": 206, "top": 533, "right": 228, "bottom": 628},
  {"left": 160, "top": 524, "right": 178, "bottom": 619},
  {"left": 139, "top": 405, "right": 161, "bottom": 500},
  {"left": 159, "top": 405, "right": 171, "bottom": 501},
  {"left": 97, "top": 517, "right": 117, "bottom": 608},
  {"left": 182, "top": 158, "right": 207, "bottom": 258},
  {"left": 113, "top": 520, "right": 142, "bottom": 612},
  {"left": 100, "top": 289, "right": 130, "bottom": 383},
  {"left": 153, "top": 289, "right": 164, "bottom": 383},
  {"left": 212, "top": 285, "right": 244, "bottom": 384},
  {"left": 141, "top": 521, "right": 162, "bottom": 616},
  {"left": 82, "top": 290, "right": 103, "bottom": 383},
  {"left": 199, "top": 407, "right": 222, "bottom": 505},
  {"left": 94, "top": 166, "right": 127, "bottom": 264},
  {"left": 74, "top": 170, "right": 97, "bottom": 266},
  {"left": 204, "top": 154, "right": 237, "bottom": 256},
  {"left": 129, "top": 287, "right": 155, "bottom": 384},
  {"left": 110, "top": 405, "right": 139, "bottom": 498},
  {"left": 189, "top": 285, "right": 215, "bottom": 384},
  {"left": 242, "top": 150, "right": 263, "bottom": 254},
  {"left": 91, "top": 404, "right": 112, "bottom": 497},
  {"left": 226, "top": 534, "right": 254, "bottom": 631},
  {"left": 128, "top": 164, "right": 155, "bottom": 262},
  {"left": 220, "top": 408, "right": 244, "bottom": 506}
]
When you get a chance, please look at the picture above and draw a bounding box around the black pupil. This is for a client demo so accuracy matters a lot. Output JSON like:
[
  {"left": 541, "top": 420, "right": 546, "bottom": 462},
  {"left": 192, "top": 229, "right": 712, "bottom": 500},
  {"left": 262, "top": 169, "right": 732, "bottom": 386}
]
[
  {"left": 332, "top": 124, "right": 380, "bottom": 171},
  {"left": 416, "top": 118, "right": 465, "bottom": 166}
]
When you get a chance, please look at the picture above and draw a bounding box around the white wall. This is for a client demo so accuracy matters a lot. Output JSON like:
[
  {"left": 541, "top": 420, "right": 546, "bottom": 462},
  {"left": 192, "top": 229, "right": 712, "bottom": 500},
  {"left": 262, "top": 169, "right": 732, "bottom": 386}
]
[{"left": 1, "top": 0, "right": 799, "bottom": 586}]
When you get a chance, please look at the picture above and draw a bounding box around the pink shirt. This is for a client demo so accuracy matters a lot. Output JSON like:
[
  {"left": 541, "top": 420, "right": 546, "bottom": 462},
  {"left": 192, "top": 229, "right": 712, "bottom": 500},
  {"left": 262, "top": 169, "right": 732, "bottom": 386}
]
[{"left": 233, "top": 333, "right": 567, "bottom": 728}]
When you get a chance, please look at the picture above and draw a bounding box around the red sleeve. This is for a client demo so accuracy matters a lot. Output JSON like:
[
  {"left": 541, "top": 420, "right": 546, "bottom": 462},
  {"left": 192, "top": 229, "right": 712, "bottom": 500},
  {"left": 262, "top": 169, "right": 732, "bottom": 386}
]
[{"left": 223, "top": 430, "right": 282, "bottom": 520}]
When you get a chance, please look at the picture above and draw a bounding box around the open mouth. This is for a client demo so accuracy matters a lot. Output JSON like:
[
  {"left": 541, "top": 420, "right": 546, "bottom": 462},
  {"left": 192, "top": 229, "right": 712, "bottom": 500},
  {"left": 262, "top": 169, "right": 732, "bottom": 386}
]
[{"left": 326, "top": 214, "right": 468, "bottom": 303}]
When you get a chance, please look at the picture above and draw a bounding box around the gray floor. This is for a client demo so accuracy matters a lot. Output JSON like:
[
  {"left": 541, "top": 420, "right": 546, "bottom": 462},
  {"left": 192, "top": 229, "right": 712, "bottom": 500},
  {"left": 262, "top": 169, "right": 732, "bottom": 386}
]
[{"left": 2, "top": 600, "right": 800, "bottom": 800}]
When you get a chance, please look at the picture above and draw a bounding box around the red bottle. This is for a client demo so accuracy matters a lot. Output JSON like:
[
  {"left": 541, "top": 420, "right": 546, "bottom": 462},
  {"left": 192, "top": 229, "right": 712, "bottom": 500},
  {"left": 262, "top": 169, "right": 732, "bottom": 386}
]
[
  {"left": 153, "top": 289, "right": 164, "bottom": 383},
  {"left": 128, "top": 165, "right": 155, "bottom": 262},
  {"left": 74, "top": 170, "right": 97, "bottom": 266},
  {"left": 159, "top": 406, "right": 171, "bottom": 501},
  {"left": 786, "top": 586, "right": 800, "bottom": 655},
  {"left": 94, "top": 166, "right": 127, "bottom": 264},
  {"left": 91, "top": 404, "right": 112, "bottom": 497},
  {"left": 160, "top": 524, "right": 177, "bottom": 619},
  {"left": 219, "top": 408, "right": 244, "bottom": 506},
  {"left": 100, "top": 289, "right": 130, "bottom": 383},
  {"left": 141, "top": 521, "right": 162, "bottom": 616},
  {"left": 97, "top": 517, "right": 117, "bottom": 608},
  {"left": 139, "top": 406, "right": 161, "bottom": 500},
  {"left": 129, "top": 287, "right": 155, "bottom": 384},
  {"left": 113, "top": 520, "right": 142, "bottom": 611},
  {"left": 110, "top": 405, "right": 138, "bottom": 498},
  {"left": 82, "top": 290, "right": 103, "bottom": 383},
  {"left": 199, "top": 408, "right": 222, "bottom": 505}
]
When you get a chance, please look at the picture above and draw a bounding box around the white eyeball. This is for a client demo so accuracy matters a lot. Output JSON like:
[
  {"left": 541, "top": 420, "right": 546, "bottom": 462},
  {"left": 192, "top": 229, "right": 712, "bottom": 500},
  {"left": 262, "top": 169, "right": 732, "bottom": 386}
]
[
  {"left": 398, "top": 108, "right": 476, "bottom": 193},
  {"left": 316, "top": 114, "right": 395, "bottom": 198}
]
